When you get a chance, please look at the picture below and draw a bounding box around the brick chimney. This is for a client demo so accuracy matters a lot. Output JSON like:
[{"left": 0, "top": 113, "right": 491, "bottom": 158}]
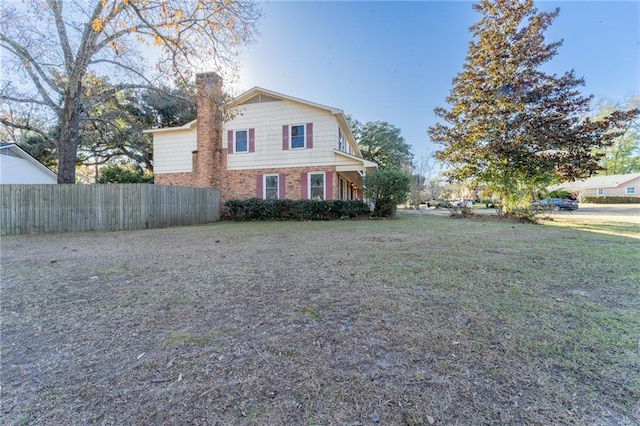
[{"left": 194, "top": 72, "right": 227, "bottom": 194}]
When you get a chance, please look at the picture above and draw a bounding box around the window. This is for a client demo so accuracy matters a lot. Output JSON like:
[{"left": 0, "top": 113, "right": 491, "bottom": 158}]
[
  {"left": 291, "top": 125, "right": 305, "bottom": 149},
  {"left": 597, "top": 188, "right": 604, "bottom": 195},
  {"left": 235, "top": 130, "right": 248, "bottom": 153},
  {"left": 283, "top": 124, "right": 312, "bottom": 150},
  {"left": 625, "top": 187, "right": 636, "bottom": 195},
  {"left": 339, "top": 177, "right": 347, "bottom": 200},
  {"left": 264, "top": 175, "right": 279, "bottom": 200},
  {"left": 338, "top": 128, "right": 347, "bottom": 152},
  {"left": 309, "top": 172, "right": 325, "bottom": 200}
]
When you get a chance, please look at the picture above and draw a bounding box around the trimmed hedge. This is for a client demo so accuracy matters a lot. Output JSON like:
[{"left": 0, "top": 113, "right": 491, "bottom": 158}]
[
  {"left": 580, "top": 196, "right": 640, "bottom": 204},
  {"left": 223, "top": 198, "right": 372, "bottom": 221}
]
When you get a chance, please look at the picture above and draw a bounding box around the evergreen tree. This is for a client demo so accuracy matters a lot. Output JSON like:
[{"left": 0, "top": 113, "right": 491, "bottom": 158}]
[
  {"left": 359, "top": 121, "right": 413, "bottom": 172},
  {"left": 428, "top": 0, "right": 638, "bottom": 214}
]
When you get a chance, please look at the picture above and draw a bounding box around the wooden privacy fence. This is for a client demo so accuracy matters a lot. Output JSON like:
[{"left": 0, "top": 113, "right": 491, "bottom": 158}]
[{"left": 1, "top": 184, "right": 221, "bottom": 235}]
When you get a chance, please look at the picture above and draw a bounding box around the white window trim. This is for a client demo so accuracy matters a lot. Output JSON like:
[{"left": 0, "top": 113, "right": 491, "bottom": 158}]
[
  {"left": 308, "top": 172, "right": 325, "bottom": 200},
  {"left": 234, "top": 129, "right": 249, "bottom": 153},
  {"left": 263, "top": 174, "right": 279, "bottom": 200},
  {"left": 290, "top": 124, "right": 306, "bottom": 149},
  {"left": 625, "top": 186, "right": 636, "bottom": 195},
  {"left": 597, "top": 188, "right": 604, "bottom": 195}
]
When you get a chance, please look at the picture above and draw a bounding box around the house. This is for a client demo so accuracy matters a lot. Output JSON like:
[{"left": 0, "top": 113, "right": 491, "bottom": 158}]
[
  {"left": 147, "top": 72, "right": 377, "bottom": 201},
  {"left": 552, "top": 172, "right": 640, "bottom": 198},
  {"left": 0, "top": 142, "right": 57, "bottom": 184}
]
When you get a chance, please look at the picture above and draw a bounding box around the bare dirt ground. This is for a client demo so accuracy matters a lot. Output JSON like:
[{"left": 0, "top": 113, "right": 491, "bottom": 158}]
[{"left": 2, "top": 216, "right": 639, "bottom": 425}]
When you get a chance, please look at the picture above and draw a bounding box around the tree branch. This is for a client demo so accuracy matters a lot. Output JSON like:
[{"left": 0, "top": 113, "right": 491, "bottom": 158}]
[
  {"left": 0, "top": 117, "right": 56, "bottom": 144},
  {"left": 47, "top": 0, "right": 75, "bottom": 75},
  {"left": 0, "top": 36, "right": 62, "bottom": 108}
]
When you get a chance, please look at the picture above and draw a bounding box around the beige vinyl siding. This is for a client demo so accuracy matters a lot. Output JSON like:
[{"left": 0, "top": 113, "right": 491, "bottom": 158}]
[
  {"left": 226, "top": 100, "right": 338, "bottom": 171},
  {"left": 153, "top": 130, "right": 197, "bottom": 173}
]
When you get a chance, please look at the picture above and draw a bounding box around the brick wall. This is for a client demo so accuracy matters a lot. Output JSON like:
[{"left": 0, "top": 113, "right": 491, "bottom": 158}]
[
  {"left": 154, "top": 172, "right": 195, "bottom": 187},
  {"left": 227, "top": 166, "right": 337, "bottom": 200}
]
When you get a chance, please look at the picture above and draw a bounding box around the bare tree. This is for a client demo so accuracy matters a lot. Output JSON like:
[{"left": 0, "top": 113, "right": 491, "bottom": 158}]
[
  {"left": 409, "top": 153, "right": 438, "bottom": 208},
  {"left": 1, "top": 0, "right": 261, "bottom": 183}
]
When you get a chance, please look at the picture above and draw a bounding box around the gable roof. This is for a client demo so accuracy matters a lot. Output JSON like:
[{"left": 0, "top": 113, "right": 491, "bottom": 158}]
[
  {"left": 555, "top": 172, "right": 640, "bottom": 190},
  {"left": 232, "top": 87, "right": 344, "bottom": 114},
  {"left": 0, "top": 142, "right": 58, "bottom": 182},
  {"left": 142, "top": 119, "right": 197, "bottom": 134},
  {"left": 144, "top": 87, "right": 362, "bottom": 157}
]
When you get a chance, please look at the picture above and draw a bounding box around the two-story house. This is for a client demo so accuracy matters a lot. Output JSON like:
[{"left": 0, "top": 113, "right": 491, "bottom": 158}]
[{"left": 148, "top": 72, "right": 377, "bottom": 201}]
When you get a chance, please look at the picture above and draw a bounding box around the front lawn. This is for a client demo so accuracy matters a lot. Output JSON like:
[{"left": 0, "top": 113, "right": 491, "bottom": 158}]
[{"left": 2, "top": 214, "right": 639, "bottom": 424}]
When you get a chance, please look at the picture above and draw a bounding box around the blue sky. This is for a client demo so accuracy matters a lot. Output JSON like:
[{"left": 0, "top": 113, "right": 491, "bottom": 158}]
[{"left": 231, "top": 0, "right": 640, "bottom": 160}]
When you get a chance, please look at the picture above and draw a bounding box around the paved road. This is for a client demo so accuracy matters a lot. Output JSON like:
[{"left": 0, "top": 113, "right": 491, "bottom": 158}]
[
  {"left": 563, "top": 203, "right": 639, "bottom": 223},
  {"left": 403, "top": 203, "right": 639, "bottom": 223}
]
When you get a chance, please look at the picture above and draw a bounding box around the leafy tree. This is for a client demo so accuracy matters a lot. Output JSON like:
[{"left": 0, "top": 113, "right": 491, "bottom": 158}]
[
  {"left": 345, "top": 114, "right": 362, "bottom": 142},
  {"left": 140, "top": 84, "right": 197, "bottom": 129},
  {"left": 97, "top": 164, "right": 153, "bottom": 184},
  {"left": 358, "top": 121, "right": 414, "bottom": 172},
  {"left": 76, "top": 77, "right": 152, "bottom": 174},
  {"left": 10, "top": 81, "right": 196, "bottom": 179},
  {"left": 18, "top": 131, "right": 59, "bottom": 170},
  {"left": 0, "top": 0, "right": 261, "bottom": 183},
  {"left": 76, "top": 80, "right": 196, "bottom": 175},
  {"left": 594, "top": 98, "right": 640, "bottom": 175},
  {"left": 428, "top": 0, "right": 638, "bottom": 215},
  {"left": 363, "top": 169, "right": 411, "bottom": 218}
]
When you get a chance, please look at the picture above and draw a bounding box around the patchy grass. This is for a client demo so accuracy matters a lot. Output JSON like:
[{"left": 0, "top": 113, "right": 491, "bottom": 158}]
[
  {"left": 542, "top": 217, "right": 640, "bottom": 239},
  {"left": 2, "top": 214, "right": 639, "bottom": 425}
]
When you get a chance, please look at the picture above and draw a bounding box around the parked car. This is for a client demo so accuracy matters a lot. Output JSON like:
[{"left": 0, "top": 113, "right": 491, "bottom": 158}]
[
  {"left": 531, "top": 198, "right": 578, "bottom": 211},
  {"left": 427, "top": 198, "right": 447, "bottom": 208},
  {"left": 448, "top": 199, "right": 474, "bottom": 208}
]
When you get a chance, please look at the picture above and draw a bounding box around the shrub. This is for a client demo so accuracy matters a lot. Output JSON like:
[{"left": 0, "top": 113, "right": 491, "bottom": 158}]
[
  {"left": 363, "top": 169, "right": 411, "bottom": 218},
  {"left": 222, "top": 198, "right": 371, "bottom": 221},
  {"left": 580, "top": 196, "right": 640, "bottom": 204},
  {"left": 97, "top": 164, "right": 153, "bottom": 183}
]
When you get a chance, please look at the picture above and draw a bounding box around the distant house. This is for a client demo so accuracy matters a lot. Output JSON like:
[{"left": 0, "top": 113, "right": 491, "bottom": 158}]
[
  {"left": 552, "top": 173, "right": 640, "bottom": 199},
  {"left": 146, "top": 72, "right": 377, "bottom": 201},
  {"left": 0, "top": 143, "right": 57, "bottom": 184}
]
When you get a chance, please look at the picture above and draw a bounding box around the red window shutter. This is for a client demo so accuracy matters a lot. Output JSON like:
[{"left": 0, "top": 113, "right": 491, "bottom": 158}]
[
  {"left": 325, "top": 171, "right": 333, "bottom": 200},
  {"left": 249, "top": 128, "right": 255, "bottom": 153},
  {"left": 306, "top": 123, "right": 313, "bottom": 149},
  {"left": 227, "top": 130, "right": 234, "bottom": 154},
  {"left": 279, "top": 173, "right": 286, "bottom": 199},
  {"left": 300, "top": 172, "right": 308, "bottom": 199},
  {"left": 282, "top": 125, "right": 289, "bottom": 150},
  {"left": 256, "top": 174, "right": 263, "bottom": 198}
]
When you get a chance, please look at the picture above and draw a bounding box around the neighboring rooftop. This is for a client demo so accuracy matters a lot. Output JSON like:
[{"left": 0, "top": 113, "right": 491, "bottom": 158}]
[{"left": 554, "top": 173, "right": 640, "bottom": 190}]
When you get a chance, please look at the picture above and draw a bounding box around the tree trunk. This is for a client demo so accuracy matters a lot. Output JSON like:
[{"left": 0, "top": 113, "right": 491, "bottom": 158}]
[{"left": 56, "top": 84, "right": 82, "bottom": 183}]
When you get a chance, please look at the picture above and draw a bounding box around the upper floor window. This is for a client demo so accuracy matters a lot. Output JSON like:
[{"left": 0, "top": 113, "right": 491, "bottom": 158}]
[
  {"left": 291, "top": 125, "right": 305, "bottom": 149},
  {"left": 283, "top": 124, "right": 313, "bottom": 150},
  {"left": 235, "top": 130, "right": 248, "bottom": 153},
  {"left": 228, "top": 129, "right": 254, "bottom": 153},
  {"left": 338, "top": 127, "right": 347, "bottom": 152},
  {"left": 625, "top": 187, "right": 636, "bottom": 195}
]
